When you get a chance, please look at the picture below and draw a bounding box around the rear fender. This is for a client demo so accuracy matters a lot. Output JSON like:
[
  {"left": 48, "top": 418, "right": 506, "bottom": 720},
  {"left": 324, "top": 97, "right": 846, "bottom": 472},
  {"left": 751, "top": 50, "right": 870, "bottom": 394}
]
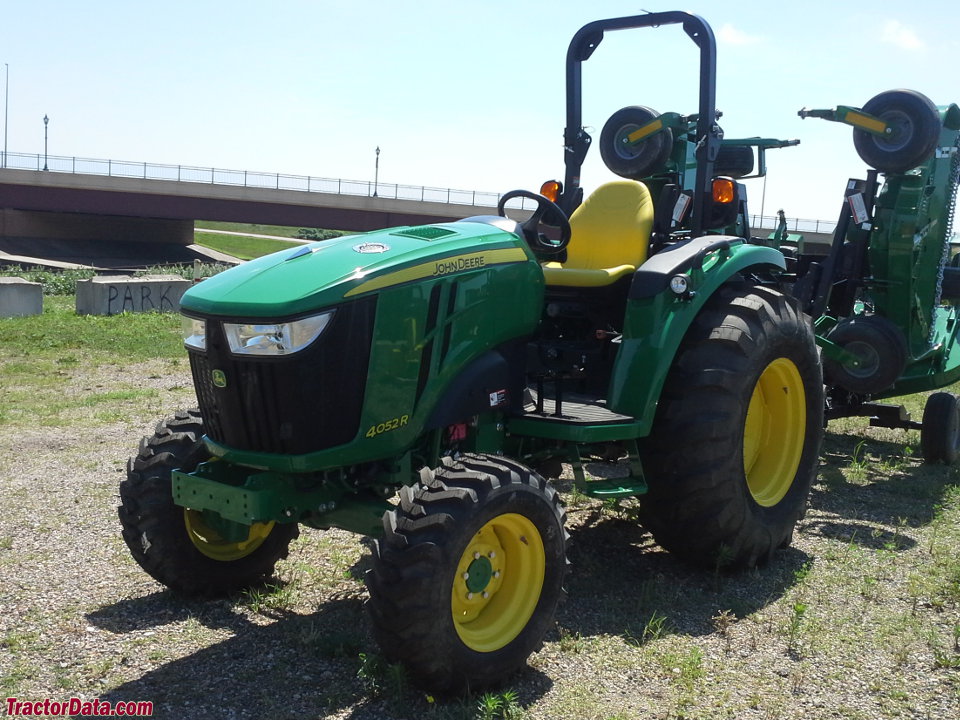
[{"left": 609, "top": 237, "right": 786, "bottom": 432}]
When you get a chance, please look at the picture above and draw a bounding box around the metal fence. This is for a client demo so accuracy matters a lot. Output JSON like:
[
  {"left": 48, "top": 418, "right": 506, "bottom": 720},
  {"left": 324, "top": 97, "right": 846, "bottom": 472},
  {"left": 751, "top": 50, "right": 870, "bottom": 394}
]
[
  {"left": 0, "top": 151, "right": 519, "bottom": 208},
  {"left": 1, "top": 150, "right": 840, "bottom": 231},
  {"left": 750, "top": 213, "right": 837, "bottom": 236}
]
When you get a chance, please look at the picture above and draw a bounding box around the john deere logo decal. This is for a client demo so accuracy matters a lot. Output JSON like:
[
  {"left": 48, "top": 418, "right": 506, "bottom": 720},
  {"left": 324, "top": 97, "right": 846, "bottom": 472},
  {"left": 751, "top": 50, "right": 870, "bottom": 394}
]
[
  {"left": 353, "top": 242, "right": 390, "bottom": 254},
  {"left": 211, "top": 369, "right": 227, "bottom": 388}
]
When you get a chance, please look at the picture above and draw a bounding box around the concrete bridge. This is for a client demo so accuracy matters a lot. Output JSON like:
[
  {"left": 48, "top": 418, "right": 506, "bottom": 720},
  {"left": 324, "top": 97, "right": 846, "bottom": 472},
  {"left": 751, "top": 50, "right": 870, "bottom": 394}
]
[
  {"left": 0, "top": 153, "right": 520, "bottom": 268},
  {"left": 0, "top": 152, "right": 837, "bottom": 268}
]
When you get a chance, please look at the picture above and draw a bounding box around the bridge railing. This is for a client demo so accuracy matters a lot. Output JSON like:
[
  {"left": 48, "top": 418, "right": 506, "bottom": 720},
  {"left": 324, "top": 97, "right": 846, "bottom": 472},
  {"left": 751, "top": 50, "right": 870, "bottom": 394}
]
[
  {"left": 1, "top": 150, "right": 838, "bottom": 233},
  {"left": 750, "top": 214, "right": 837, "bottom": 236},
  {"left": 1, "top": 151, "right": 523, "bottom": 209}
]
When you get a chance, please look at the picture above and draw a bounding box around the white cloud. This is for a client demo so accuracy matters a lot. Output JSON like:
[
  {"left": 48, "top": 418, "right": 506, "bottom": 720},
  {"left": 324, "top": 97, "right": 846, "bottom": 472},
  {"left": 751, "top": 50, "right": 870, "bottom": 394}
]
[
  {"left": 716, "top": 23, "right": 762, "bottom": 46},
  {"left": 881, "top": 20, "right": 924, "bottom": 50}
]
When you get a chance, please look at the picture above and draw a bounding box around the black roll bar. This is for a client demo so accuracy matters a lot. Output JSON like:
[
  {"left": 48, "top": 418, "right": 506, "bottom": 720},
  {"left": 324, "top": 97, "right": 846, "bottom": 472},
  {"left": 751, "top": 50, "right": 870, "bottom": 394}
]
[{"left": 561, "top": 11, "right": 720, "bottom": 236}]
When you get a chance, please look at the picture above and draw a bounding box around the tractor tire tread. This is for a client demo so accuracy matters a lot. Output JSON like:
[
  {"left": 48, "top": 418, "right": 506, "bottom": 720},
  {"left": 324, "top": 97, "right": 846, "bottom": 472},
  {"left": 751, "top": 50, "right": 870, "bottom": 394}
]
[
  {"left": 639, "top": 284, "right": 822, "bottom": 569},
  {"left": 366, "top": 453, "right": 567, "bottom": 691},
  {"left": 118, "top": 409, "right": 298, "bottom": 597}
]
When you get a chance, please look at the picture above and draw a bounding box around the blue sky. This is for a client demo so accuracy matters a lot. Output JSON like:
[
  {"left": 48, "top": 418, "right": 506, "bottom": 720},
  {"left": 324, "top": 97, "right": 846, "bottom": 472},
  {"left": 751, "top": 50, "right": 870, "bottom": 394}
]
[{"left": 3, "top": 0, "right": 958, "bottom": 222}]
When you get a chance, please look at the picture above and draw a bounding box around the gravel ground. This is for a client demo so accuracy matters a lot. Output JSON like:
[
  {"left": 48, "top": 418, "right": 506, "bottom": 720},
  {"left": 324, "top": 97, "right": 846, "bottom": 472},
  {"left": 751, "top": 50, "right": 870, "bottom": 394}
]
[{"left": 1, "top": 358, "right": 959, "bottom": 719}]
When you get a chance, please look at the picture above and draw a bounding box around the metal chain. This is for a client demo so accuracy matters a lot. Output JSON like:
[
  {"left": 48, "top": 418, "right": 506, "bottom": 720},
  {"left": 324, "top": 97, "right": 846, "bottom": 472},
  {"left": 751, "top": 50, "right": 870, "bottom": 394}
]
[{"left": 932, "top": 131, "right": 960, "bottom": 341}]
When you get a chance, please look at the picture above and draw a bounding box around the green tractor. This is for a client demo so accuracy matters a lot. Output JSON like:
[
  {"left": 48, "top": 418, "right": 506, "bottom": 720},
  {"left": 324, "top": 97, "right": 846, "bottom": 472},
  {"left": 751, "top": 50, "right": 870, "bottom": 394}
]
[{"left": 120, "top": 11, "right": 824, "bottom": 690}]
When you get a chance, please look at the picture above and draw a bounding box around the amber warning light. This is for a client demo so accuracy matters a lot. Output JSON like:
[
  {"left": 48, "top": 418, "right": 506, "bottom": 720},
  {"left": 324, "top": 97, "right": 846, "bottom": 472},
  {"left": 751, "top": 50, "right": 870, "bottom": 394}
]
[
  {"left": 540, "top": 180, "right": 562, "bottom": 203},
  {"left": 712, "top": 178, "right": 736, "bottom": 204}
]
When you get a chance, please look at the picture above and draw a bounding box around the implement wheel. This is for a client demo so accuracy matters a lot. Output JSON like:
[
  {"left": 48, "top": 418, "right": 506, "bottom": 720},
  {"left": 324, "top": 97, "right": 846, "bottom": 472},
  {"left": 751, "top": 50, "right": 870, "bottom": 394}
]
[
  {"left": 822, "top": 315, "right": 907, "bottom": 395},
  {"left": 853, "top": 90, "right": 941, "bottom": 173},
  {"left": 640, "top": 285, "right": 823, "bottom": 569},
  {"left": 921, "top": 392, "right": 960, "bottom": 465},
  {"left": 599, "top": 106, "right": 674, "bottom": 179},
  {"left": 366, "top": 454, "right": 568, "bottom": 691},
  {"left": 119, "top": 409, "right": 298, "bottom": 596}
]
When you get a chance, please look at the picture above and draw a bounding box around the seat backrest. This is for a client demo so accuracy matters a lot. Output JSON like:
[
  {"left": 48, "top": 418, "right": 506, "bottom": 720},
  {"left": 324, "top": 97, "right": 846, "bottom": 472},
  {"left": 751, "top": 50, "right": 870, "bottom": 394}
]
[{"left": 564, "top": 181, "right": 655, "bottom": 271}]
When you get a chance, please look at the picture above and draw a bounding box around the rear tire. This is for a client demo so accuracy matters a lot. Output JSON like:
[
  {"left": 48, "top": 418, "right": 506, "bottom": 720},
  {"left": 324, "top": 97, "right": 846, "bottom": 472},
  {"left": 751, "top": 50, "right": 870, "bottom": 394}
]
[
  {"left": 640, "top": 285, "right": 823, "bottom": 569},
  {"left": 119, "top": 409, "right": 299, "bottom": 596},
  {"left": 921, "top": 392, "right": 960, "bottom": 465},
  {"left": 366, "top": 454, "right": 568, "bottom": 691}
]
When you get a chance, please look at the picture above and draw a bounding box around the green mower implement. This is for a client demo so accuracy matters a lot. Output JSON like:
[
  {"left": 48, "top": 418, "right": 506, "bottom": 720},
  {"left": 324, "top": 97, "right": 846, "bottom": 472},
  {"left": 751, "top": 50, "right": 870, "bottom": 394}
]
[
  {"left": 120, "top": 11, "right": 823, "bottom": 691},
  {"left": 791, "top": 91, "right": 960, "bottom": 462}
]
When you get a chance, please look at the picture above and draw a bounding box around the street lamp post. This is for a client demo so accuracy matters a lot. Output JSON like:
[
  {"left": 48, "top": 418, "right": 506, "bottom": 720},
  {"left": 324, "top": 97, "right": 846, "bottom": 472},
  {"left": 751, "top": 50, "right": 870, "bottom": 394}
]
[
  {"left": 43, "top": 114, "right": 49, "bottom": 171},
  {"left": 3, "top": 63, "right": 8, "bottom": 168},
  {"left": 373, "top": 146, "right": 380, "bottom": 197}
]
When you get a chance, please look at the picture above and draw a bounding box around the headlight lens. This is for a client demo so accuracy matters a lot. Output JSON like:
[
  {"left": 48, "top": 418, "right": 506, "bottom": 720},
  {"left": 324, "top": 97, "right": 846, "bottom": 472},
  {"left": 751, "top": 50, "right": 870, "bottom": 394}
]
[
  {"left": 182, "top": 316, "right": 207, "bottom": 350},
  {"left": 223, "top": 310, "right": 336, "bottom": 356}
]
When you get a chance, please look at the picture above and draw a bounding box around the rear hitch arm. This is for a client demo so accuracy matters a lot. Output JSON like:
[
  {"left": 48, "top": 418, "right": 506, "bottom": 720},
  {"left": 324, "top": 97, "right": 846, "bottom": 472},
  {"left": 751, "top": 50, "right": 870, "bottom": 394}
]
[
  {"left": 798, "top": 105, "right": 892, "bottom": 138},
  {"left": 624, "top": 112, "right": 694, "bottom": 147}
]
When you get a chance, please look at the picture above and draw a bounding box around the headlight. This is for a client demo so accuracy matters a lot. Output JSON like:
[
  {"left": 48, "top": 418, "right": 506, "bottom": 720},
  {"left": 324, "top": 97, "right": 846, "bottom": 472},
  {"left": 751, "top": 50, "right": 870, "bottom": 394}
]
[
  {"left": 182, "top": 316, "right": 207, "bottom": 350},
  {"left": 223, "top": 310, "right": 336, "bottom": 356}
]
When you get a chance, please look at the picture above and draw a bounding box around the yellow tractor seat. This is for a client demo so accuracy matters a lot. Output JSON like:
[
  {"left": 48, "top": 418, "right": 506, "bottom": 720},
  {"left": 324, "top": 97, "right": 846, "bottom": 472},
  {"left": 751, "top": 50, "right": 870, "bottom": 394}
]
[{"left": 542, "top": 180, "right": 655, "bottom": 287}]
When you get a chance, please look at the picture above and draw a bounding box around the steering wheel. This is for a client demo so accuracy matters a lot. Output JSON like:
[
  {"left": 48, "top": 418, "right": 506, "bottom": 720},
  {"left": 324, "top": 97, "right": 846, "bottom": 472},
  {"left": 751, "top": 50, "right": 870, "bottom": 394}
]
[{"left": 496, "top": 190, "right": 571, "bottom": 255}]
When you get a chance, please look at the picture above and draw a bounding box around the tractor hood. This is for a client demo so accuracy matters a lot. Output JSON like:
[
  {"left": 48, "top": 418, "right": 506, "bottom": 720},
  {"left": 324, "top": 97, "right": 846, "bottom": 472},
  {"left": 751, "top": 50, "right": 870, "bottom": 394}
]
[{"left": 180, "top": 217, "right": 532, "bottom": 318}]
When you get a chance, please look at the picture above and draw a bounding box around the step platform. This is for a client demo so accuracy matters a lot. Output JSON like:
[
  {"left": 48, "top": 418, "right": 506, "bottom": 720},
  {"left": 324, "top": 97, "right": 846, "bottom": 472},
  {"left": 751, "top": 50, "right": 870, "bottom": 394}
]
[{"left": 507, "top": 392, "right": 642, "bottom": 442}]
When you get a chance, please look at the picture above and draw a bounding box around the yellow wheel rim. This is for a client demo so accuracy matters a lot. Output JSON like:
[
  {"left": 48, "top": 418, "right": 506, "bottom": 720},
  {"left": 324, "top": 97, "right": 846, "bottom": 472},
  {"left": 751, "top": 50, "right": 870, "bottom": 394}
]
[
  {"left": 743, "top": 357, "right": 806, "bottom": 507},
  {"left": 184, "top": 509, "right": 274, "bottom": 561},
  {"left": 451, "top": 513, "right": 545, "bottom": 653}
]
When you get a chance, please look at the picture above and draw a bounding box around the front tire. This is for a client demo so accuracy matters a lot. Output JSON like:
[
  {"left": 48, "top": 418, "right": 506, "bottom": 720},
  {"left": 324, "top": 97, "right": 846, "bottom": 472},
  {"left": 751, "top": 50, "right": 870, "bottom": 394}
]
[
  {"left": 119, "top": 409, "right": 299, "bottom": 596},
  {"left": 640, "top": 285, "right": 823, "bottom": 569},
  {"left": 366, "top": 454, "right": 568, "bottom": 691}
]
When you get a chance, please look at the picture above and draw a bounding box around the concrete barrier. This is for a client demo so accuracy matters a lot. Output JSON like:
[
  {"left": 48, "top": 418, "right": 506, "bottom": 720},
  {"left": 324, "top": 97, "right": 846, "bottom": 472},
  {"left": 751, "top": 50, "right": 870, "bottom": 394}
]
[
  {"left": 0, "top": 276, "right": 43, "bottom": 317},
  {"left": 76, "top": 275, "right": 191, "bottom": 316}
]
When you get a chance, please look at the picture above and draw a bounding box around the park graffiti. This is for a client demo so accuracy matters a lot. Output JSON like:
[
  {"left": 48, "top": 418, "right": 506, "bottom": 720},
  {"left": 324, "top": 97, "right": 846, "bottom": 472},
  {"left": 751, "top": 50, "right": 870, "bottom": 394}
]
[
  {"left": 107, "top": 282, "right": 178, "bottom": 314},
  {"left": 76, "top": 275, "right": 191, "bottom": 316}
]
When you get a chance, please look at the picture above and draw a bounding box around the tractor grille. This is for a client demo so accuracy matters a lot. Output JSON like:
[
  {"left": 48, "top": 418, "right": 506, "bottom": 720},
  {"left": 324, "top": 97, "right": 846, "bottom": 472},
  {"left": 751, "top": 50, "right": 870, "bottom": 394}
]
[{"left": 188, "top": 296, "right": 377, "bottom": 455}]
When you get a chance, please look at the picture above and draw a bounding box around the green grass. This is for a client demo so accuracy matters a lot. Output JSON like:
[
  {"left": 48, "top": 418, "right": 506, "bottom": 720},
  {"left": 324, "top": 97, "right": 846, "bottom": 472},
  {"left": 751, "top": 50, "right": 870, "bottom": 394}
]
[
  {"left": 0, "top": 295, "right": 184, "bottom": 427},
  {"left": 0, "top": 267, "right": 96, "bottom": 295},
  {"left": 195, "top": 221, "right": 312, "bottom": 239},
  {"left": 193, "top": 221, "right": 347, "bottom": 258},
  {"left": 193, "top": 231, "right": 301, "bottom": 261},
  {"left": 0, "top": 295, "right": 182, "bottom": 359}
]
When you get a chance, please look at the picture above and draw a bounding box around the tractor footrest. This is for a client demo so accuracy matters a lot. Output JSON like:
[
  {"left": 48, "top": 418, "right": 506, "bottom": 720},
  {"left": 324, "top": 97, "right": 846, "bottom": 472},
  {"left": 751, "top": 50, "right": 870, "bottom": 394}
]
[
  {"left": 509, "top": 399, "right": 641, "bottom": 442},
  {"left": 527, "top": 397, "right": 634, "bottom": 424}
]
